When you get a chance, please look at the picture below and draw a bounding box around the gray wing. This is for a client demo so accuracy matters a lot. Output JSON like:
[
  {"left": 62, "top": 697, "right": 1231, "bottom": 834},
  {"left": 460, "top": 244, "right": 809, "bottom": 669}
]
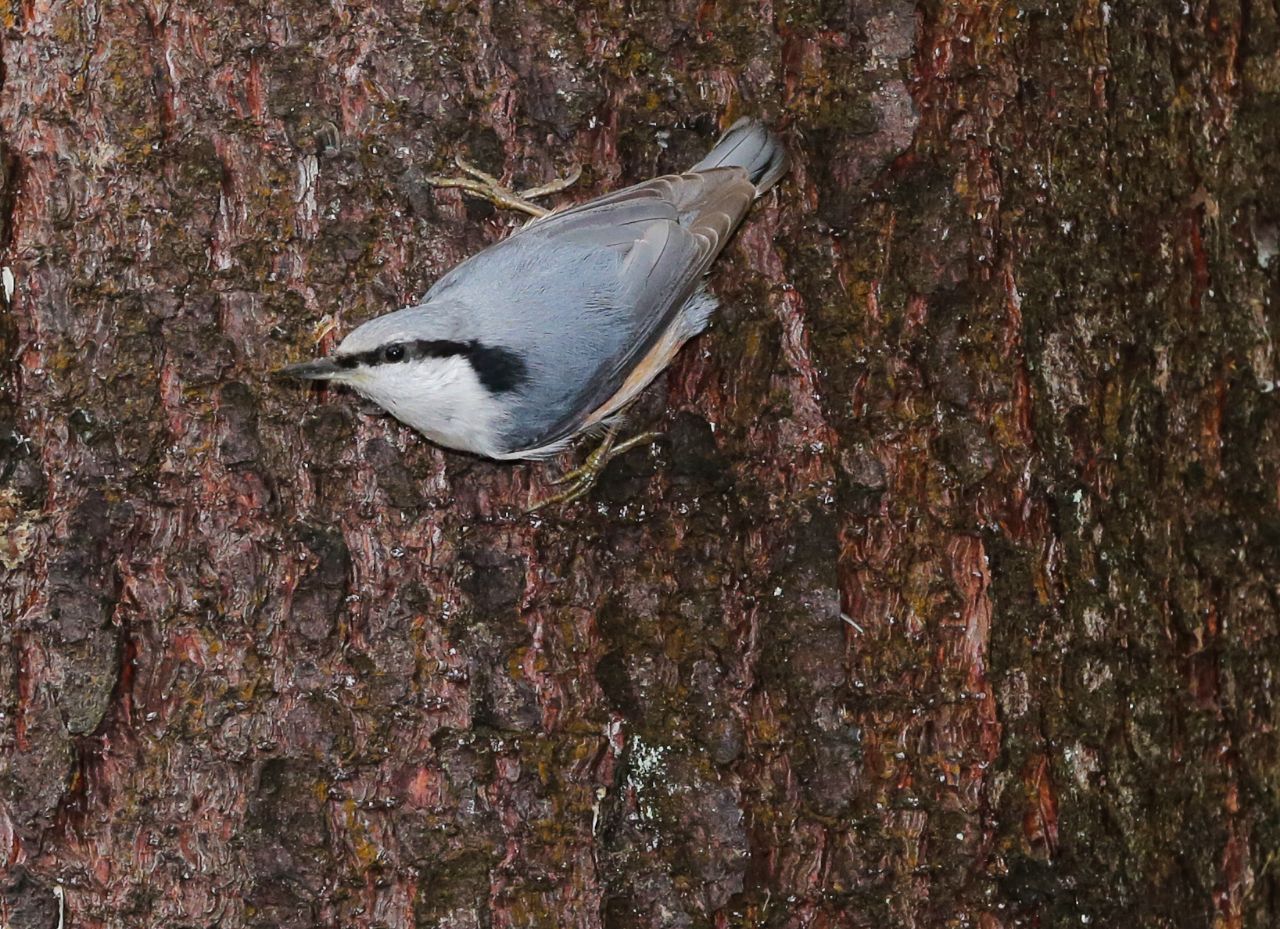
[{"left": 425, "top": 167, "right": 758, "bottom": 453}]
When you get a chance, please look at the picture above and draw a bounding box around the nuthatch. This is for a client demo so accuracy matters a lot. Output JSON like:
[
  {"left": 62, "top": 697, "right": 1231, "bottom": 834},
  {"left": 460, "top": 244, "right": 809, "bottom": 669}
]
[{"left": 282, "top": 118, "right": 788, "bottom": 500}]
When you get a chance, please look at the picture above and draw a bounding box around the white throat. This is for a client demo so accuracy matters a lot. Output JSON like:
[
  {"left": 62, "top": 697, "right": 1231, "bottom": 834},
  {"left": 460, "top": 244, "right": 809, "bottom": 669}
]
[{"left": 348, "top": 357, "right": 509, "bottom": 458}]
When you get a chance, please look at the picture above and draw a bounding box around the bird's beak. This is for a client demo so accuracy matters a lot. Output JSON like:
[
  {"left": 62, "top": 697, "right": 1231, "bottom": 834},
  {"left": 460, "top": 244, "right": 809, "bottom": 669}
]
[{"left": 276, "top": 358, "right": 343, "bottom": 381}]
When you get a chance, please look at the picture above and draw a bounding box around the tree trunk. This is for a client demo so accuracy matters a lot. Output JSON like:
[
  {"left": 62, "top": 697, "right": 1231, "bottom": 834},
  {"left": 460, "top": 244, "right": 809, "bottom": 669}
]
[{"left": 2, "top": 0, "right": 1278, "bottom": 926}]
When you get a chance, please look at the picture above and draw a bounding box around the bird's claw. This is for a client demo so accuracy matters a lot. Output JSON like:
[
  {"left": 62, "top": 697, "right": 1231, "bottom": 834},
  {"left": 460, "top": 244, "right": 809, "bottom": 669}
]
[
  {"left": 517, "top": 164, "right": 582, "bottom": 201},
  {"left": 426, "top": 156, "right": 582, "bottom": 219},
  {"left": 527, "top": 431, "right": 662, "bottom": 512}
]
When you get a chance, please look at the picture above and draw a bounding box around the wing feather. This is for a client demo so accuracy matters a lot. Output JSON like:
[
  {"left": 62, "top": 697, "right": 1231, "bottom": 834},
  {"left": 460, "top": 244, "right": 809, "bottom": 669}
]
[{"left": 424, "top": 166, "right": 761, "bottom": 453}]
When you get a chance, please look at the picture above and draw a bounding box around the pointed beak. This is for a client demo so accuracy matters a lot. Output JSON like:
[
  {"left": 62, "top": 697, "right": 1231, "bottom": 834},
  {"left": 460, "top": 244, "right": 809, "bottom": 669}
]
[{"left": 276, "top": 358, "right": 343, "bottom": 381}]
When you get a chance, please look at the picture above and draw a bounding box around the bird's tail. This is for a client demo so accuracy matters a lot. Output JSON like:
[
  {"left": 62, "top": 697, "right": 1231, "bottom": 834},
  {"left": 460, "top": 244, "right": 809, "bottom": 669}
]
[{"left": 690, "top": 117, "right": 789, "bottom": 197}]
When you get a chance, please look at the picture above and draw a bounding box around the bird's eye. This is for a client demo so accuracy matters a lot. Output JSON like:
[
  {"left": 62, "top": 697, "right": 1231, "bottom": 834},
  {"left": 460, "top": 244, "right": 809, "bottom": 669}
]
[{"left": 382, "top": 344, "right": 406, "bottom": 363}]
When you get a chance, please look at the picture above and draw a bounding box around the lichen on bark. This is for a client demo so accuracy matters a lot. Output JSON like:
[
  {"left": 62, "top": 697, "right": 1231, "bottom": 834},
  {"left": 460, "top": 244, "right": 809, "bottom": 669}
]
[{"left": 1, "top": 1, "right": 1278, "bottom": 928}]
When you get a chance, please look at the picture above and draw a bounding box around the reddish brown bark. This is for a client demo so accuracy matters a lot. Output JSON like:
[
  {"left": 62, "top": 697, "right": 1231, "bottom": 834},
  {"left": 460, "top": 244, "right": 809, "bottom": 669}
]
[{"left": 2, "top": 1, "right": 1279, "bottom": 927}]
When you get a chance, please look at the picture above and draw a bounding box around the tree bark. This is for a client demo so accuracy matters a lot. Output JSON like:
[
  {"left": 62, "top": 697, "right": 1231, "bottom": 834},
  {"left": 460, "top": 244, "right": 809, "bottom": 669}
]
[{"left": 2, "top": 1, "right": 1278, "bottom": 927}]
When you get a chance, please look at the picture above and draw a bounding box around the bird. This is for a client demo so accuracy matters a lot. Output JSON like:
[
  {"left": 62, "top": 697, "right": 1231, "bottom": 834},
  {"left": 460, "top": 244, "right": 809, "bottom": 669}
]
[{"left": 281, "top": 117, "right": 788, "bottom": 505}]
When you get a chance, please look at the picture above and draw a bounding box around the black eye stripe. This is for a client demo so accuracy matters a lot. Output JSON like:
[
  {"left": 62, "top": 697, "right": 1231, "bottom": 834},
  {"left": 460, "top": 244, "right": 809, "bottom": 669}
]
[
  {"left": 466, "top": 342, "right": 527, "bottom": 393},
  {"left": 337, "top": 339, "right": 471, "bottom": 368},
  {"left": 331, "top": 339, "right": 527, "bottom": 393}
]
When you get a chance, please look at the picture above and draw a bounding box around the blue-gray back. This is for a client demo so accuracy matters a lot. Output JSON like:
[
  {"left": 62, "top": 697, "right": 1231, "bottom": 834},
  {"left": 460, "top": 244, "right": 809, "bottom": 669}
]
[
  {"left": 412, "top": 119, "right": 787, "bottom": 453},
  {"left": 421, "top": 173, "right": 750, "bottom": 452}
]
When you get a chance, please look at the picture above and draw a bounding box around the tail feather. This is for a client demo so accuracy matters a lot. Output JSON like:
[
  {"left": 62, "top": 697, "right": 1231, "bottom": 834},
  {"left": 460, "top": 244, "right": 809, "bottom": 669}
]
[{"left": 690, "top": 117, "right": 789, "bottom": 196}]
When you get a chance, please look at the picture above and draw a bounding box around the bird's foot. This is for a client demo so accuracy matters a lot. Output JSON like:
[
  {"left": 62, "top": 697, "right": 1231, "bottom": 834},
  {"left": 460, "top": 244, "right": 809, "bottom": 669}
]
[
  {"left": 528, "top": 430, "right": 663, "bottom": 512},
  {"left": 426, "top": 155, "right": 581, "bottom": 218}
]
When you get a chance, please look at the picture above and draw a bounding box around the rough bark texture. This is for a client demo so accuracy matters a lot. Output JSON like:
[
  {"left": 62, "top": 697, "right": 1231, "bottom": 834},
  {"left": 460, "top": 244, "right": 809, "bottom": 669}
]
[{"left": 2, "top": 1, "right": 1278, "bottom": 927}]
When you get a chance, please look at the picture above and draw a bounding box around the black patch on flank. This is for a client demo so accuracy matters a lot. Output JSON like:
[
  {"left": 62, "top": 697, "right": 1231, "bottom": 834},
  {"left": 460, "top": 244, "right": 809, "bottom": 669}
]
[{"left": 335, "top": 339, "right": 528, "bottom": 394}]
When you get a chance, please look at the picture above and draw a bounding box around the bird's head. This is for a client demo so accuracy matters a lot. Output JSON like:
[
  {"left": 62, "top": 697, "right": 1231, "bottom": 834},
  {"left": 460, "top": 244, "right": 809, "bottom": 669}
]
[{"left": 279, "top": 306, "right": 528, "bottom": 453}]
